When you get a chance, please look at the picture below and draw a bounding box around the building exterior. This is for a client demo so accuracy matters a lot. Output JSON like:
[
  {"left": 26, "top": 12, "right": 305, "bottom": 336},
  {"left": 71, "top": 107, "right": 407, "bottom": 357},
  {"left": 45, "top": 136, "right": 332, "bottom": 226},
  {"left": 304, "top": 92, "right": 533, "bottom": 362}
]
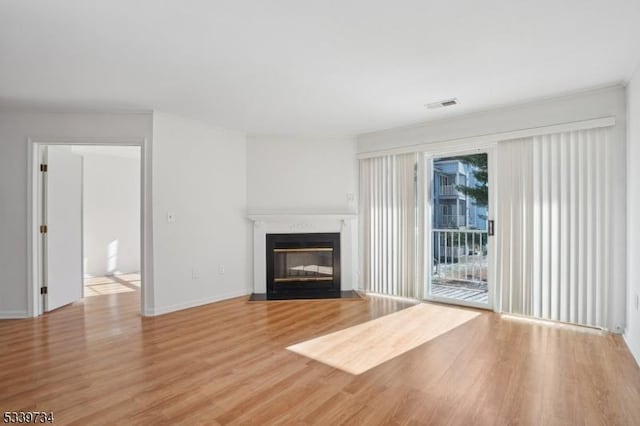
[{"left": 432, "top": 158, "right": 487, "bottom": 230}]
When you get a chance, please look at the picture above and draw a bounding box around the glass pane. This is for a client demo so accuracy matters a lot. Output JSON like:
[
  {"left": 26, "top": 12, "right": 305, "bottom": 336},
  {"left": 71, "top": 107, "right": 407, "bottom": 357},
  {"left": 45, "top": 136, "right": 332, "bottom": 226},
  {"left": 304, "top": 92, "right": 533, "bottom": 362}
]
[
  {"left": 273, "top": 248, "right": 334, "bottom": 282},
  {"left": 430, "top": 153, "right": 489, "bottom": 305}
]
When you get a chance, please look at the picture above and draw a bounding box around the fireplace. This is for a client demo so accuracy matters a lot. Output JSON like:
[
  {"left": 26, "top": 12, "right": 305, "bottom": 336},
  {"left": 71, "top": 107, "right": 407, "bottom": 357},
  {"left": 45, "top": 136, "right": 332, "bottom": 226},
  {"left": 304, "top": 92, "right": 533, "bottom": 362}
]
[{"left": 266, "top": 233, "right": 340, "bottom": 299}]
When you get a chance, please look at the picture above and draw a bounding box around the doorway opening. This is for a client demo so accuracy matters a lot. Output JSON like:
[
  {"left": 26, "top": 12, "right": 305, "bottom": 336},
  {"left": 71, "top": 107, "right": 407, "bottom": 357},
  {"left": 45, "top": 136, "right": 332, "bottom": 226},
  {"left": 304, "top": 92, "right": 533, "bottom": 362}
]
[
  {"left": 77, "top": 146, "right": 141, "bottom": 301},
  {"left": 29, "top": 141, "right": 148, "bottom": 316},
  {"left": 425, "top": 150, "right": 495, "bottom": 309}
]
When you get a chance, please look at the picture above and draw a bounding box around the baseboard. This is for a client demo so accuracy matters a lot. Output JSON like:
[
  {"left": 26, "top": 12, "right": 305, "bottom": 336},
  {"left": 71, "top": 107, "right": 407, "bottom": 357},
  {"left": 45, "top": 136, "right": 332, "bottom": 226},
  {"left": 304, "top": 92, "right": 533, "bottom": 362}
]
[
  {"left": 0, "top": 310, "right": 29, "bottom": 319},
  {"left": 146, "top": 289, "right": 251, "bottom": 316},
  {"left": 623, "top": 332, "right": 640, "bottom": 368}
]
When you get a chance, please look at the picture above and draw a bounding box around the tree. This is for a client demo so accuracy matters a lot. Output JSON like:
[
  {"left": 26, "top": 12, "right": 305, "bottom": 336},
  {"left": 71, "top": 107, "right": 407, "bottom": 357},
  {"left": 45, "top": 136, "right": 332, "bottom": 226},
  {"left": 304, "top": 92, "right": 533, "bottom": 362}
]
[{"left": 453, "top": 153, "right": 488, "bottom": 207}]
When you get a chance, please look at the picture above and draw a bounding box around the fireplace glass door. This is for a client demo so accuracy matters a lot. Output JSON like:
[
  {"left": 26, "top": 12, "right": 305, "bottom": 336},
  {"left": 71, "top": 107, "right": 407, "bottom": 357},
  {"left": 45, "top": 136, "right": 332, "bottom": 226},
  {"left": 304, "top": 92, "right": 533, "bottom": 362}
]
[
  {"left": 273, "top": 248, "right": 334, "bottom": 283},
  {"left": 266, "top": 232, "right": 341, "bottom": 299}
]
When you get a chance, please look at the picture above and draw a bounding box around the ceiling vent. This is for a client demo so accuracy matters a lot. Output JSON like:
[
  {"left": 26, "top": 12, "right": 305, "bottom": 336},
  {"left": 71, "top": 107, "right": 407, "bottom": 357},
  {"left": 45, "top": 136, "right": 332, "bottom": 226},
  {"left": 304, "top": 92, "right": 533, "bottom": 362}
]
[{"left": 426, "top": 98, "right": 459, "bottom": 109}]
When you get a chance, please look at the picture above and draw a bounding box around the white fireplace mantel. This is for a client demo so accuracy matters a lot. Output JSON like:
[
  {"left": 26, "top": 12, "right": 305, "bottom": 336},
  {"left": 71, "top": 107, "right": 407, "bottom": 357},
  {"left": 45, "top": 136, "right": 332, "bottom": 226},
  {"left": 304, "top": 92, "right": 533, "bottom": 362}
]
[
  {"left": 248, "top": 212, "right": 357, "bottom": 222},
  {"left": 247, "top": 212, "right": 358, "bottom": 295}
]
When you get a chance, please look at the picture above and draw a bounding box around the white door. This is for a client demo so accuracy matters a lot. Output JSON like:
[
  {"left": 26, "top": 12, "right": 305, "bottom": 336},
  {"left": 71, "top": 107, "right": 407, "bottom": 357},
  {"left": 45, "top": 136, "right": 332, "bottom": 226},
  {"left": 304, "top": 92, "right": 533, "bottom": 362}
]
[
  {"left": 425, "top": 149, "right": 495, "bottom": 310},
  {"left": 44, "top": 146, "right": 83, "bottom": 311}
]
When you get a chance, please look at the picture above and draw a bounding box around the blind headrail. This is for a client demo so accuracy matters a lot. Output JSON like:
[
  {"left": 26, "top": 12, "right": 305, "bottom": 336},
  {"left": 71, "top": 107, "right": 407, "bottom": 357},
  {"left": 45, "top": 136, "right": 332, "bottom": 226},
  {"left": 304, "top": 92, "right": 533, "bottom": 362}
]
[{"left": 357, "top": 116, "right": 616, "bottom": 159}]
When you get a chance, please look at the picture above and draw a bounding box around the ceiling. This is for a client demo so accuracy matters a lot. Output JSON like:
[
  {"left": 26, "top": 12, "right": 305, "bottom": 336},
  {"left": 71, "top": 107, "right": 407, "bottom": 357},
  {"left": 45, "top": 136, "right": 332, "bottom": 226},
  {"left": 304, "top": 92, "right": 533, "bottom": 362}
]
[{"left": 1, "top": 1, "right": 639, "bottom": 135}]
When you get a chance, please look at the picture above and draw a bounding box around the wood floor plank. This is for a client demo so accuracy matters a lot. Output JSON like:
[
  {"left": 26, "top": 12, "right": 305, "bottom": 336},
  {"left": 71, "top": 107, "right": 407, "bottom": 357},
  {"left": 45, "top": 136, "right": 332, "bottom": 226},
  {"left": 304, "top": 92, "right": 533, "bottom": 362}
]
[
  {"left": 287, "top": 303, "right": 480, "bottom": 375},
  {"left": 1, "top": 289, "right": 640, "bottom": 425}
]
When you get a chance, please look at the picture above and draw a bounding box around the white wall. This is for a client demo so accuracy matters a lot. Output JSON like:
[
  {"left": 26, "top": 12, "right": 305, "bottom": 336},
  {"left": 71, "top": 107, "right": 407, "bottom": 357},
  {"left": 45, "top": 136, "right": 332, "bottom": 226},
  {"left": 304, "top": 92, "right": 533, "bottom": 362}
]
[
  {"left": 75, "top": 146, "right": 141, "bottom": 276},
  {"left": 247, "top": 135, "right": 358, "bottom": 213},
  {"left": 246, "top": 135, "right": 359, "bottom": 292},
  {"left": 151, "top": 112, "right": 249, "bottom": 315},
  {"left": 0, "top": 110, "right": 152, "bottom": 318},
  {"left": 358, "top": 85, "right": 628, "bottom": 332},
  {"left": 626, "top": 69, "right": 640, "bottom": 365}
]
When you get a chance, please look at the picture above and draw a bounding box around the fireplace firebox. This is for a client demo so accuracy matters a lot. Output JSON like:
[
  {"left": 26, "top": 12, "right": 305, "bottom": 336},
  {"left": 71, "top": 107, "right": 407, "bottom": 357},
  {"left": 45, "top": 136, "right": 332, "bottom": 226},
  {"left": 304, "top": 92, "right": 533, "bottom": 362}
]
[{"left": 266, "top": 233, "right": 340, "bottom": 299}]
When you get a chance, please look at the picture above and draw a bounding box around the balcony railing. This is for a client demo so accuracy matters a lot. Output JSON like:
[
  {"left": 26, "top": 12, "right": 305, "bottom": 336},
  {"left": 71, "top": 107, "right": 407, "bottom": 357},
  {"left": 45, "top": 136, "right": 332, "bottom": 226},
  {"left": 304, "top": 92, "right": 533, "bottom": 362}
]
[
  {"left": 438, "top": 185, "right": 466, "bottom": 198},
  {"left": 437, "top": 214, "right": 467, "bottom": 228},
  {"left": 432, "top": 229, "right": 488, "bottom": 286}
]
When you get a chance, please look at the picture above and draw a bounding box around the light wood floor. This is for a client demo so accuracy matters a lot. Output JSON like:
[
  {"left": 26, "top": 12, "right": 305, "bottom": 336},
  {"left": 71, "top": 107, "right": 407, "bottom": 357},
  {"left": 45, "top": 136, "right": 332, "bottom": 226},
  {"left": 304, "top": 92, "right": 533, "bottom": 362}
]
[
  {"left": 84, "top": 273, "right": 141, "bottom": 297},
  {"left": 287, "top": 303, "right": 480, "bottom": 375},
  {"left": 1, "top": 291, "right": 640, "bottom": 425}
]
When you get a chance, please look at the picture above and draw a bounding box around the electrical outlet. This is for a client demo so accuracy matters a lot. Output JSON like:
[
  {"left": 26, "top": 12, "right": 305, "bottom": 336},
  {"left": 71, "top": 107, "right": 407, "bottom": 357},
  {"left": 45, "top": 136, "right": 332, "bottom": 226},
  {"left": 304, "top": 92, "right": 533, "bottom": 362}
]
[
  {"left": 218, "top": 265, "right": 225, "bottom": 275},
  {"left": 191, "top": 268, "right": 200, "bottom": 279},
  {"left": 347, "top": 193, "right": 355, "bottom": 202}
]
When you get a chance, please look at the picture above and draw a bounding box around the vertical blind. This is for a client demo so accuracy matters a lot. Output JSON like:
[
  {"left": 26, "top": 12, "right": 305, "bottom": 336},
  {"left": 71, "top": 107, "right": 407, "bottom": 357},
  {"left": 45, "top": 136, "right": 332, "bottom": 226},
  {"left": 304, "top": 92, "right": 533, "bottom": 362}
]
[
  {"left": 360, "top": 153, "right": 423, "bottom": 299},
  {"left": 497, "top": 127, "right": 618, "bottom": 329}
]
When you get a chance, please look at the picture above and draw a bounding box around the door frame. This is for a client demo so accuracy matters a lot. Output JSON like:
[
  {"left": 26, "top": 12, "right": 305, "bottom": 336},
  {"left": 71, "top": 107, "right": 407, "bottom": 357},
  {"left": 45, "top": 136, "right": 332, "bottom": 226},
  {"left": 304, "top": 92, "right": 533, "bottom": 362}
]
[
  {"left": 422, "top": 144, "right": 498, "bottom": 310},
  {"left": 27, "top": 137, "right": 153, "bottom": 317}
]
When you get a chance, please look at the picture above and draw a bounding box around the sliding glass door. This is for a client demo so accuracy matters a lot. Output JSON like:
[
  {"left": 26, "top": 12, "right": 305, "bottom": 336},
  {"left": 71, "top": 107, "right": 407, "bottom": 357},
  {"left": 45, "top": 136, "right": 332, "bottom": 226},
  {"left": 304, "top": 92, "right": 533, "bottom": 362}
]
[{"left": 426, "top": 150, "right": 494, "bottom": 309}]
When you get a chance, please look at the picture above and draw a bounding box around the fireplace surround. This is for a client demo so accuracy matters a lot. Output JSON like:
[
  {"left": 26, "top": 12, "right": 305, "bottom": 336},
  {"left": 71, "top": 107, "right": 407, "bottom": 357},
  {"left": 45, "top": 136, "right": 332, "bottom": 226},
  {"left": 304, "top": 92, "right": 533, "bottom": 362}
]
[{"left": 248, "top": 213, "right": 358, "bottom": 300}]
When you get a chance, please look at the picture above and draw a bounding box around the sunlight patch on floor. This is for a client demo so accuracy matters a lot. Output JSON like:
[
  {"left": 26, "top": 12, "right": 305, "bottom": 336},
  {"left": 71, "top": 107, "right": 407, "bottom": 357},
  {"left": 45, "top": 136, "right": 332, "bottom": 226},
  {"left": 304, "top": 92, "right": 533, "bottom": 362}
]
[
  {"left": 84, "top": 273, "right": 140, "bottom": 297},
  {"left": 287, "top": 303, "right": 480, "bottom": 375}
]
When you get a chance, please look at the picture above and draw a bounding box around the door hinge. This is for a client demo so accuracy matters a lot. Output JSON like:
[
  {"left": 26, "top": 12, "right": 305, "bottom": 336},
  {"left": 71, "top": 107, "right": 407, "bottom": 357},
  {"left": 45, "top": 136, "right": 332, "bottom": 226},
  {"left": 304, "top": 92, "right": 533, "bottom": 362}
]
[
  {"left": 40, "top": 225, "right": 48, "bottom": 234},
  {"left": 40, "top": 164, "right": 48, "bottom": 172},
  {"left": 40, "top": 286, "right": 48, "bottom": 295}
]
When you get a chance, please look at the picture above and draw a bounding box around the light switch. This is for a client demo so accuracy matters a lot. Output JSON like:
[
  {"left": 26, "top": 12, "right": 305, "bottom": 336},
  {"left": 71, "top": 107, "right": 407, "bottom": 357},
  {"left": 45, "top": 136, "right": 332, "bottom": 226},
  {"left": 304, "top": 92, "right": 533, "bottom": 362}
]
[{"left": 167, "top": 212, "right": 176, "bottom": 223}]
